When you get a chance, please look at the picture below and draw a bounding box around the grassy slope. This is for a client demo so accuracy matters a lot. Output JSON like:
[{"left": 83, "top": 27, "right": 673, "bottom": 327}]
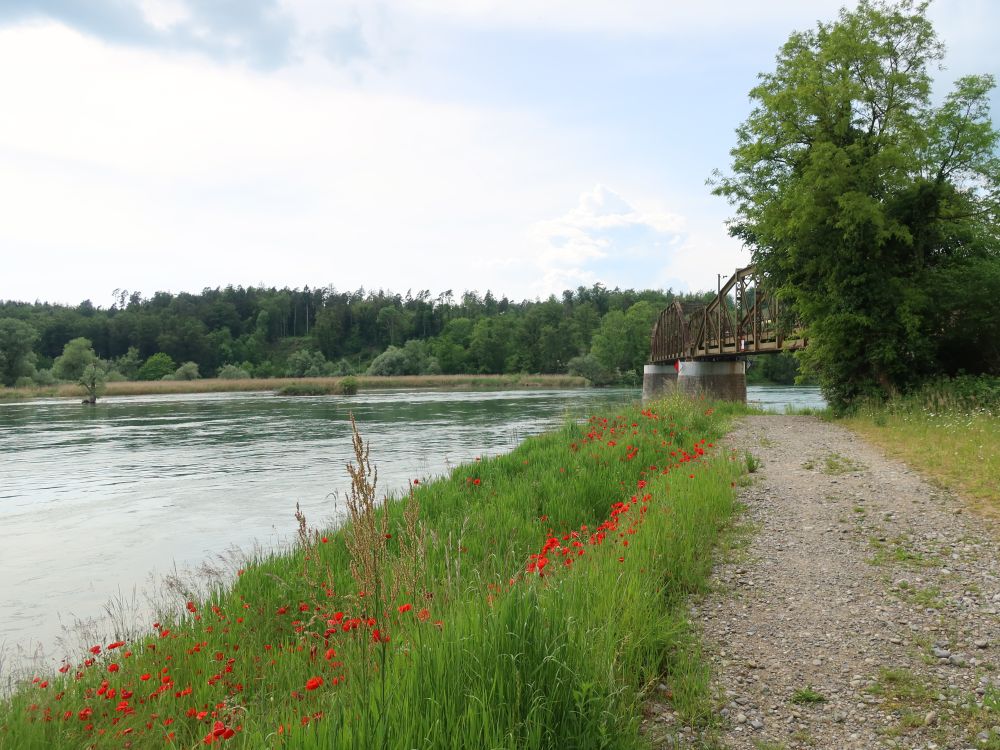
[{"left": 0, "top": 396, "right": 747, "bottom": 749}]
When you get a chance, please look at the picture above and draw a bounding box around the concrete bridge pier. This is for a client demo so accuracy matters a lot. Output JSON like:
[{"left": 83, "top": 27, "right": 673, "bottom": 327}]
[
  {"left": 677, "top": 360, "right": 747, "bottom": 402},
  {"left": 642, "top": 364, "right": 677, "bottom": 402}
]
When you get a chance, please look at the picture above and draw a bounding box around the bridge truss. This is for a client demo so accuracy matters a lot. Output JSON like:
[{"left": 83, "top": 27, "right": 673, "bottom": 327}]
[{"left": 649, "top": 264, "right": 805, "bottom": 363}]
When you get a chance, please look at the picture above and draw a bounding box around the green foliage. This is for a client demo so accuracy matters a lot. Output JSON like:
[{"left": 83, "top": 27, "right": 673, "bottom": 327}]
[
  {"left": 112, "top": 347, "right": 142, "bottom": 379},
  {"left": 136, "top": 352, "right": 176, "bottom": 381},
  {"left": 32, "top": 368, "right": 56, "bottom": 386},
  {"left": 746, "top": 351, "right": 801, "bottom": 385},
  {"left": 0, "top": 317, "right": 38, "bottom": 386},
  {"left": 217, "top": 363, "right": 252, "bottom": 379},
  {"left": 339, "top": 375, "right": 358, "bottom": 394},
  {"left": 590, "top": 301, "right": 660, "bottom": 379},
  {"left": 790, "top": 686, "right": 826, "bottom": 705},
  {"left": 78, "top": 361, "right": 106, "bottom": 403},
  {"left": 285, "top": 349, "right": 330, "bottom": 378},
  {"left": 566, "top": 353, "right": 615, "bottom": 386},
  {"left": 2, "top": 283, "right": 714, "bottom": 387},
  {"left": 52, "top": 337, "right": 97, "bottom": 382},
  {"left": 172, "top": 361, "right": 201, "bottom": 381},
  {"left": 713, "top": 0, "right": 1000, "bottom": 412},
  {"left": 366, "top": 340, "right": 440, "bottom": 376}
]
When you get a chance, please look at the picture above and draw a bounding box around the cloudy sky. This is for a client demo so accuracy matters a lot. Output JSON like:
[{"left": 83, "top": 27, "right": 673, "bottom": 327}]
[{"left": 0, "top": 0, "right": 996, "bottom": 306}]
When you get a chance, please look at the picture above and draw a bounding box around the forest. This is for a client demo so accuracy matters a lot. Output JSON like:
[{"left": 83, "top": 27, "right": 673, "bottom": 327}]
[{"left": 1, "top": 283, "right": 792, "bottom": 388}]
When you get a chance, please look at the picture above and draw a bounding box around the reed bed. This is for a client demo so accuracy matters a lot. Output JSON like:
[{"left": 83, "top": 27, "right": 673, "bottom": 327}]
[
  {"left": 0, "top": 395, "right": 746, "bottom": 749},
  {"left": 0, "top": 374, "right": 590, "bottom": 402}
]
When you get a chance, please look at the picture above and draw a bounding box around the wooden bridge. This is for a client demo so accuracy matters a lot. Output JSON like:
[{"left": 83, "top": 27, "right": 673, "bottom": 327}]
[{"left": 644, "top": 264, "right": 805, "bottom": 402}]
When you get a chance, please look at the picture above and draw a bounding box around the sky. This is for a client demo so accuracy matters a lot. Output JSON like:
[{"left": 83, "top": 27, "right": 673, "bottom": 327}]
[{"left": 0, "top": 0, "right": 997, "bottom": 307}]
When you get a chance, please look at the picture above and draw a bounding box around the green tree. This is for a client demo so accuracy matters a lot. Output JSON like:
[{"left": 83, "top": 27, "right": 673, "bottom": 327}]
[
  {"left": 567, "top": 354, "right": 614, "bottom": 386},
  {"left": 53, "top": 337, "right": 98, "bottom": 381},
  {"left": 79, "top": 362, "right": 106, "bottom": 404},
  {"left": 590, "top": 311, "right": 629, "bottom": 375},
  {"left": 137, "top": 352, "right": 176, "bottom": 381},
  {"left": 172, "top": 361, "right": 201, "bottom": 380},
  {"left": 713, "top": 0, "right": 1000, "bottom": 410},
  {"left": 113, "top": 346, "right": 143, "bottom": 379},
  {"left": 0, "top": 318, "right": 38, "bottom": 386}
]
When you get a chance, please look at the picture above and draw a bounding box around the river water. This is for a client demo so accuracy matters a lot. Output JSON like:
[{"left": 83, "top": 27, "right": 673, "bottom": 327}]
[{"left": 0, "top": 385, "right": 823, "bottom": 673}]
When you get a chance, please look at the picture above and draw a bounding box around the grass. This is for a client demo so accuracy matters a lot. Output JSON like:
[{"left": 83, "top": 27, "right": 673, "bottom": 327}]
[
  {"left": 866, "top": 667, "right": 934, "bottom": 705},
  {"left": 0, "top": 394, "right": 746, "bottom": 749},
  {"left": 789, "top": 686, "right": 825, "bottom": 705},
  {"left": 821, "top": 452, "right": 864, "bottom": 475},
  {"left": 0, "top": 374, "right": 592, "bottom": 402},
  {"left": 842, "top": 386, "right": 1000, "bottom": 515},
  {"left": 868, "top": 535, "right": 928, "bottom": 568}
]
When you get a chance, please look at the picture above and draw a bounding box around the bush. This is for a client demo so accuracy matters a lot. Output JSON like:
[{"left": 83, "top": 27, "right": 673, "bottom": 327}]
[
  {"left": 339, "top": 376, "right": 359, "bottom": 395},
  {"left": 104, "top": 369, "right": 127, "bottom": 382},
  {"left": 567, "top": 354, "right": 615, "bottom": 386},
  {"left": 331, "top": 358, "right": 355, "bottom": 376},
  {"left": 285, "top": 350, "right": 329, "bottom": 378},
  {"left": 52, "top": 338, "right": 97, "bottom": 381},
  {"left": 217, "top": 364, "right": 252, "bottom": 380},
  {"left": 367, "top": 341, "right": 440, "bottom": 376},
  {"left": 32, "top": 368, "right": 56, "bottom": 386},
  {"left": 13, "top": 376, "right": 34, "bottom": 388},
  {"left": 137, "top": 353, "right": 176, "bottom": 381},
  {"left": 173, "top": 361, "right": 201, "bottom": 381}
]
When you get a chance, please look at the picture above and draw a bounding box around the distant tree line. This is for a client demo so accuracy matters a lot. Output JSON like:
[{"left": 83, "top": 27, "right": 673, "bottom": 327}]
[{"left": 0, "top": 284, "right": 728, "bottom": 388}]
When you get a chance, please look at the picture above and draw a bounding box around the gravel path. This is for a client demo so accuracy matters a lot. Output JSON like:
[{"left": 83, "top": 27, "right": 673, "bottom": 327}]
[{"left": 665, "top": 415, "right": 1000, "bottom": 750}]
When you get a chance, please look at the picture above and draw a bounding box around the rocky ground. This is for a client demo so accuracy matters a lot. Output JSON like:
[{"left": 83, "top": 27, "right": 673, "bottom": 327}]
[{"left": 650, "top": 415, "right": 1000, "bottom": 750}]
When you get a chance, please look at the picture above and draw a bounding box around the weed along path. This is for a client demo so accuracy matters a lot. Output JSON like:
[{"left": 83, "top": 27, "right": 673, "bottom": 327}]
[{"left": 683, "top": 416, "right": 1000, "bottom": 750}]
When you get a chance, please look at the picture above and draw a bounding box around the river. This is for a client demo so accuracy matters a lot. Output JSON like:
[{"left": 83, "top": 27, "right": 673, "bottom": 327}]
[{"left": 0, "top": 385, "right": 823, "bottom": 675}]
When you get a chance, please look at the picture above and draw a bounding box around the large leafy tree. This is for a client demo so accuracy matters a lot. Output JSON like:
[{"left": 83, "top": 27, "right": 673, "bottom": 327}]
[
  {"left": 713, "top": 0, "right": 1000, "bottom": 410},
  {"left": 0, "top": 318, "right": 39, "bottom": 386}
]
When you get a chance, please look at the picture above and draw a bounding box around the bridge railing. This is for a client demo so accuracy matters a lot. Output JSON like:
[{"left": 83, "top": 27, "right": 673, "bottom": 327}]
[{"left": 649, "top": 264, "right": 805, "bottom": 363}]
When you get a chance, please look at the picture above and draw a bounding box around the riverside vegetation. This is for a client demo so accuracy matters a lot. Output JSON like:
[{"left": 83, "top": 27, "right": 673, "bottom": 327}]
[
  {"left": 843, "top": 376, "right": 1000, "bottom": 514},
  {"left": 0, "top": 374, "right": 589, "bottom": 402},
  {"left": 0, "top": 395, "right": 750, "bottom": 749}
]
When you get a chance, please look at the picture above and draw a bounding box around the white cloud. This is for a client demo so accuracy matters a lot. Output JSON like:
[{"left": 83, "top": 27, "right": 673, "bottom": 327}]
[
  {"left": 0, "top": 23, "right": 594, "bottom": 303},
  {"left": 526, "top": 184, "right": 687, "bottom": 294},
  {"left": 398, "top": 0, "right": 848, "bottom": 36}
]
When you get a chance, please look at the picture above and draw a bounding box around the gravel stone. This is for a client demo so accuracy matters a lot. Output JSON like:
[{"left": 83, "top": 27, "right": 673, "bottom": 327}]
[{"left": 671, "top": 416, "right": 1000, "bottom": 750}]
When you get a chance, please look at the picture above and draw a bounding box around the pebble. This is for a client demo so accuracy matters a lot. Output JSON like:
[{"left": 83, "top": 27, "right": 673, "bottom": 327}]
[{"left": 686, "top": 417, "right": 1000, "bottom": 750}]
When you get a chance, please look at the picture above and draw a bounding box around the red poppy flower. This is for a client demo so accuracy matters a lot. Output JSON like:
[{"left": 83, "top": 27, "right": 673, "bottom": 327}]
[{"left": 305, "top": 677, "right": 323, "bottom": 691}]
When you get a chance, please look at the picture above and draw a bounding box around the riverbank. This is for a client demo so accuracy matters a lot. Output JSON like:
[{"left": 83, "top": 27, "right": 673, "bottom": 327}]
[
  {"left": 0, "top": 374, "right": 589, "bottom": 402},
  {"left": 0, "top": 395, "right": 748, "bottom": 748}
]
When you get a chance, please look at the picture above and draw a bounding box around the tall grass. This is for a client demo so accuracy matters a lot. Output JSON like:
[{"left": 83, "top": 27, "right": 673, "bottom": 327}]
[
  {"left": 843, "top": 376, "right": 1000, "bottom": 514},
  {"left": 0, "top": 395, "right": 744, "bottom": 749},
  {"left": 0, "top": 374, "right": 590, "bottom": 402}
]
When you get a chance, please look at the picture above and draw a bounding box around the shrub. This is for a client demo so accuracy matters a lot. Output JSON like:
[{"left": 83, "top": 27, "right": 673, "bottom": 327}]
[
  {"left": 137, "top": 353, "right": 176, "bottom": 381},
  {"left": 339, "top": 376, "right": 359, "bottom": 395},
  {"left": 52, "top": 338, "right": 97, "bottom": 381},
  {"left": 32, "top": 368, "right": 56, "bottom": 386},
  {"left": 286, "top": 350, "right": 328, "bottom": 378},
  {"left": 173, "top": 361, "right": 201, "bottom": 381},
  {"left": 567, "top": 354, "right": 615, "bottom": 386},
  {"left": 217, "top": 364, "right": 252, "bottom": 380}
]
